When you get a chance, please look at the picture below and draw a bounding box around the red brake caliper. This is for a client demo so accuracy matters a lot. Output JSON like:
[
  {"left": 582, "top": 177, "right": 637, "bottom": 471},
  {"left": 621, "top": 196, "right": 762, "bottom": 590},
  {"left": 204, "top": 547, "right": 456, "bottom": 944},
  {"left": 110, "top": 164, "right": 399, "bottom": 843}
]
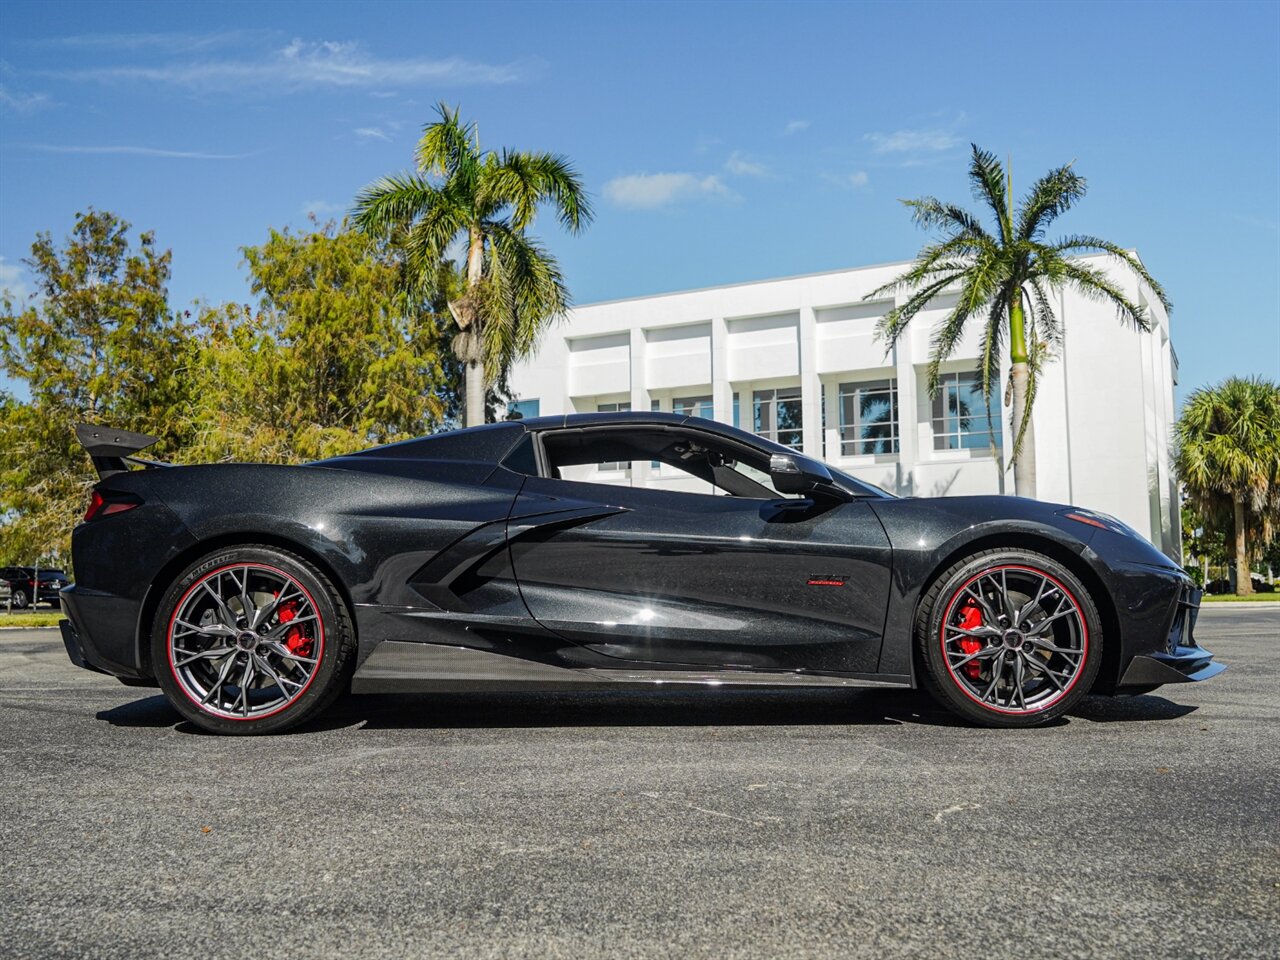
[
  {"left": 277, "top": 599, "right": 313, "bottom": 659},
  {"left": 957, "top": 601, "right": 984, "bottom": 680}
]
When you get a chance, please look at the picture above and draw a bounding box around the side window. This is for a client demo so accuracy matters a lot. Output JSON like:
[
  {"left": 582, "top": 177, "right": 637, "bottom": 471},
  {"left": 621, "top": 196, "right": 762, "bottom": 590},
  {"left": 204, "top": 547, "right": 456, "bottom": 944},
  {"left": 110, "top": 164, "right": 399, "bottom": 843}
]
[
  {"left": 538, "top": 428, "right": 802, "bottom": 500},
  {"left": 500, "top": 434, "right": 539, "bottom": 476}
]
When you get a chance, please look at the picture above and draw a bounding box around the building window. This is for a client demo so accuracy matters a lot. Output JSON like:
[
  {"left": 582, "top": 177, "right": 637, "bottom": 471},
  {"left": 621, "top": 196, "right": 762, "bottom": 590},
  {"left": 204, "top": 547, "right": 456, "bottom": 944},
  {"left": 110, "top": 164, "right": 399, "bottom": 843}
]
[
  {"left": 839, "top": 379, "right": 898, "bottom": 456},
  {"left": 597, "top": 400, "right": 631, "bottom": 469},
  {"left": 506, "top": 398, "right": 540, "bottom": 420},
  {"left": 932, "top": 371, "right": 1001, "bottom": 452},
  {"left": 672, "top": 395, "right": 713, "bottom": 419},
  {"left": 753, "top": 386, "right": 803, "bottom": 450}
]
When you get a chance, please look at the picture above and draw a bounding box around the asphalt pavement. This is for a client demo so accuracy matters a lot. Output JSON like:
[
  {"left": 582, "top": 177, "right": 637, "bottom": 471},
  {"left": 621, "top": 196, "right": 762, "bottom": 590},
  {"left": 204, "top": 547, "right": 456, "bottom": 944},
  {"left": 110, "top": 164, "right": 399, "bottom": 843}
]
[{"left": 1, "top": 606, "right": 1277, "bottom": 959}]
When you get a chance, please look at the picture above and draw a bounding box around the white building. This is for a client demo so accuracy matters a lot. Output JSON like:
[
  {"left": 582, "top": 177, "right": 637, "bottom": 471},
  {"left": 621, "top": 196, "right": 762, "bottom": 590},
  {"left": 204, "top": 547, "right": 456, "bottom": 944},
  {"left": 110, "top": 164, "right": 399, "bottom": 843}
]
[{"left": 506, "top": 254, "right": 1181, "bottom": 560}]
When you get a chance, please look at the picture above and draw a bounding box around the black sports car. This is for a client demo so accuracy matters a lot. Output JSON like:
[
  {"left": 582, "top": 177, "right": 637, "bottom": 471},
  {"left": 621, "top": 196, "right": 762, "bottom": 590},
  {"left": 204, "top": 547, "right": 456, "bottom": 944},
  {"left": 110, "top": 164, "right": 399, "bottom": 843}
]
[
  {"left": 60, "top": 414, "right": 1223, "bottom": 734},
  {"left": 2, "top": 566, "right": 70, "bottom": 609}
]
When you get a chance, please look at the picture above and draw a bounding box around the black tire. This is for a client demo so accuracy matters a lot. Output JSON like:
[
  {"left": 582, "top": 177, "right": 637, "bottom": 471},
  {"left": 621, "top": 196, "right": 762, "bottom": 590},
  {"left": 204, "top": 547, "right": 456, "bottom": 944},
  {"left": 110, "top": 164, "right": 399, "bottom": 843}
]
[
  {"left": 916, "top": 548, "right": 1102, "bottom": 728},
  {"left": 150, "top": 545, "right": 355, "bottom": 735},
  {"left": 11, "top": 589, "right": 29, "bottom": 610}
]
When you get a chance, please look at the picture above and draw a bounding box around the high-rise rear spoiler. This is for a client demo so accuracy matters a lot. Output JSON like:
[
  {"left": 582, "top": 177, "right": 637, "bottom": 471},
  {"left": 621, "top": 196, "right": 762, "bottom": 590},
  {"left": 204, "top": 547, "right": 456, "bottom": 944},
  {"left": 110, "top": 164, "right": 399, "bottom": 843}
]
[{"left": 75, "top": 423, "right": 172, "bottom": 480}]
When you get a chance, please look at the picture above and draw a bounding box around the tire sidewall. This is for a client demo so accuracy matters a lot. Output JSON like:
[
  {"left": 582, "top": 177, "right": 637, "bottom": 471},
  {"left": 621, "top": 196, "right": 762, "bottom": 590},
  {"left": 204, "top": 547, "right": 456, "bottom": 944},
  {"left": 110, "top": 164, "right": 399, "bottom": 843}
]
[
  {"left": 151, "top": 546, "right": 345, "bottom": 735},
  {"left": 919, "top": 550, "right": 1102, "bottom": 727},
  {"left": 12, "top": 589, "right": 29, "bottom": 609}
]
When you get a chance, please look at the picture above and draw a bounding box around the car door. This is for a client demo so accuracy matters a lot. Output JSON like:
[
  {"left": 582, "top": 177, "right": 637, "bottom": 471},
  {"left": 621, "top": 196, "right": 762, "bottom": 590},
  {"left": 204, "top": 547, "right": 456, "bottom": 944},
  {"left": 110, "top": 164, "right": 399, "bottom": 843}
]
[{"left": 507, "top": 429, "right": 893, "bottom": 675}]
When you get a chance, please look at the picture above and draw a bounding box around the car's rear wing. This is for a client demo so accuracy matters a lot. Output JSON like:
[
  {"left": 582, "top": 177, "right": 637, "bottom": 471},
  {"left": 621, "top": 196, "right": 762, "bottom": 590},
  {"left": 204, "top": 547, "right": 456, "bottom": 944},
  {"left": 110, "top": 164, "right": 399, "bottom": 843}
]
[{"left": 75, "top": 423, "right": 171, "bottom": 480}]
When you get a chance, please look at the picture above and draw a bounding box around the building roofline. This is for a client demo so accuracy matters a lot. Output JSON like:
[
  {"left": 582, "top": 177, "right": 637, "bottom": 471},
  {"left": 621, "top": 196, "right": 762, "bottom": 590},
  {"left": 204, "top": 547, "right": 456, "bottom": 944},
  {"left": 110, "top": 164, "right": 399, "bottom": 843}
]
[{"left": 569, "top": 251, "right": 1125, "bottom": 311}]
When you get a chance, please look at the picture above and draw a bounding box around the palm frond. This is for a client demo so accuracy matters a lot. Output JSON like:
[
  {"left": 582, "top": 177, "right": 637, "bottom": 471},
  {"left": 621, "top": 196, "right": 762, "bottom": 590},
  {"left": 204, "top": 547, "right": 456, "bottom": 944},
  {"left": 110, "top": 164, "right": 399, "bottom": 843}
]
[
  {"left": 481, "top": 220, "right": 570, "bottom": 377},
  {"left": 352, "top": 174, "right": 439, "bottom": 238},
  {"left": 1017, "top": 163, "right": 1085, "bottom": 240},
  {"left": 864, "top": 245, "right": 982, "bottom": 300},
  {"left": 396, "top": 187, "right": 471, "bottom": 272},
  {"left": 1026, "top": 277, "right": 1061, "bottom": 350},
  {"left": 874, "top": 270, "right": 969, "bottom": 349},
  {"left": 415, "top": 102, "right": 480, "bottom": 184},
  {"left": 976, "top": 295, "right": 1007, "bottom": 418},
  {"left": 1037, "top": 251, "right": 1152, "bottom": 331},
  {"left": 485, "top": 151, "right": 593, "bottom": 233},
  {"left": 902, "top": 198, "right": 992, "bottom": 240},
  {"left": 1050, "top": 235, "right": 1172, "bottom": 312},
  {"left": 922, "top": 256, "right": 1005, "bottom": 394},
  {"left": 967, "top": 145, "right": 1011, "bottom": 244}
]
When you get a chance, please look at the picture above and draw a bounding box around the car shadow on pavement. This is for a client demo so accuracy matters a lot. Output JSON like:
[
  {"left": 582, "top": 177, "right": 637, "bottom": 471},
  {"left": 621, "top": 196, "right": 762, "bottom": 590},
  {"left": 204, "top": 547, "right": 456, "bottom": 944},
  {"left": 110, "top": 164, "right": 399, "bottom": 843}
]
[
  {"left": 95, "top": 688, "right": 1196, "bottom": 735},
  {"left": 1069, "top": 694, "right": 1198, "bottom": 723}
]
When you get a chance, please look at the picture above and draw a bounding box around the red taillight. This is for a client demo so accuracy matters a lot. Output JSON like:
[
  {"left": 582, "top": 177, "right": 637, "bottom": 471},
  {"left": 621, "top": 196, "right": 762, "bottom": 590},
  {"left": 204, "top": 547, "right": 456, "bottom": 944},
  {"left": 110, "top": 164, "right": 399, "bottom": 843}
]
[{"left": 84, "top": 490, "right": 140, "bottom": 521}]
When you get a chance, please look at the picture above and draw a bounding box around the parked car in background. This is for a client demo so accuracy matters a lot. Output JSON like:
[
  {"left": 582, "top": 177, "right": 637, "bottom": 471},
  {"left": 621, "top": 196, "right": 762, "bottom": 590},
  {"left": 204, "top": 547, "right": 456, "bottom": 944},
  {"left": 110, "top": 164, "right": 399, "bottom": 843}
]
[
  {"left": 0, "top": 577, "right": 9, "bottom": 604},
  {"left": 0, "top": 567, "right": 70, "bottom": 609}
]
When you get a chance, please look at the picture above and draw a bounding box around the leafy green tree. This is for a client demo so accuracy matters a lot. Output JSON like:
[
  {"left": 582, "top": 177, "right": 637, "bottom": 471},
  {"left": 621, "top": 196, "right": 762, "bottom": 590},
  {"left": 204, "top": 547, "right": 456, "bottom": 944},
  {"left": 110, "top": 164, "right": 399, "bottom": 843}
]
[
  {"left": 869, "top": 146, "right": 1170, "bottom": 497},
  {"left": 1174, "top": 376, "right": 1280, "bottom": 596},
  {"left": 186, "top": 221, "right": 453, "bottom": 463},
  {"left": 353, "top": 103, "right": 592, "bottom": 427},
  {"left": 0, "top": 210, "right": 193, "bottom": 566}
]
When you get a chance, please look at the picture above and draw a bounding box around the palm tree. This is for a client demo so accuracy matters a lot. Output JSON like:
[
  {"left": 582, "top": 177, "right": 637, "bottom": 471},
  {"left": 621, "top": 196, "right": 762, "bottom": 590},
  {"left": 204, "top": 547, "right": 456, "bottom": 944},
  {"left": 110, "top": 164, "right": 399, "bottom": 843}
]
[
  {"left": 1174, "top": 377, "right": 1280, "bottom": 596},
  {"left": 354, "top": 104, "right": 592, "bottom": 426},
  {"left": 868, "top": 145, "right": 1170, "bottom": 498}
]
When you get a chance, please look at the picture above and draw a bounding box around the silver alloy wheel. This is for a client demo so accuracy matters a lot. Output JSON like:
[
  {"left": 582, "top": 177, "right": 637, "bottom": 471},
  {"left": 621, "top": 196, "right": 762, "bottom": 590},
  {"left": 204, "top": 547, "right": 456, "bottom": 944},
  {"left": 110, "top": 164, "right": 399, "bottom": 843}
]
[
  {"left": 940, "top": 564, "right": 1088, "bottom": 715},
  {"left": 167, "top": 563, "right": 324, "bottom": 721}
]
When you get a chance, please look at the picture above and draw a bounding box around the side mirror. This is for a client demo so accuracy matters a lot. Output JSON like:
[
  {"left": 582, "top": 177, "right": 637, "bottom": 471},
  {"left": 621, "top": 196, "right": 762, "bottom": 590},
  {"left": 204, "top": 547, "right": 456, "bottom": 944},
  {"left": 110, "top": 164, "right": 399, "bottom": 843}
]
[{"left": 769, "top": 452, "right": 835, "bottom": 496}]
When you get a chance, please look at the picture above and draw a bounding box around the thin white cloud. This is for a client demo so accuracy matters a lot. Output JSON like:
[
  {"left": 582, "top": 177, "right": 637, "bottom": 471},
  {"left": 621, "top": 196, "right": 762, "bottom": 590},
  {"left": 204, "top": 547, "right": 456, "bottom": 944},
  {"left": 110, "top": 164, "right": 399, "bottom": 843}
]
[
  {"left": 354, "top": 126, "right": 390, "bottom": 142},
  {"left": 603, "top": 172, "right": 734, "bottom": 209},
  {"left": 725, "top": 151, "right": 767, "bottom": 177},
  {"left": 864, "top": 115, "right": 966, "bottom": 158},
  {"left": 865, "top": 127, "right": 959, "bottom": 154},
  {"left": 0, "top": 257, "right": 31, "bottom": 303},
  {"left": 27, "top": 144, "right": 249, "bottom": 160},
  {"left": 822, "top": 170, "right": 872, "bottom": 191},
  {"left": 0, "top": 84, "right": 52, "bottom": 113},
  {"left": 783, "top": 119, "right": 809, "bottom": 135},
  {"left": 300, "top": 200, "right": 346, "bottom": 218},
  {"left": 39, "top": 38, "right": 525, "bottom": 92}
]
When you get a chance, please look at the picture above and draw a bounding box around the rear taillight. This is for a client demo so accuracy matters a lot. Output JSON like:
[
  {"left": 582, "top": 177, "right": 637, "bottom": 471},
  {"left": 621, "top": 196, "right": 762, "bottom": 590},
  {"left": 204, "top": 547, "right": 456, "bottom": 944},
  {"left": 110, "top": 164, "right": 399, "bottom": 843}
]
[{"left": 84, "top": 489, "right": 141, "bottom": 521}]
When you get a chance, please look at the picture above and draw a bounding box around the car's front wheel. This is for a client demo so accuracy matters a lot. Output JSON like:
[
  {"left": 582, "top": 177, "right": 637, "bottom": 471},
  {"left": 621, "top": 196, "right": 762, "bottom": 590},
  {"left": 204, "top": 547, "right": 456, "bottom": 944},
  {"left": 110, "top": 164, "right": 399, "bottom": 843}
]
[
  {"left": 916, "top": 549, "right": 1102, "bottom": 727},
  {"left": 151, "top": 545, "right": 355, "bottom": 735}
]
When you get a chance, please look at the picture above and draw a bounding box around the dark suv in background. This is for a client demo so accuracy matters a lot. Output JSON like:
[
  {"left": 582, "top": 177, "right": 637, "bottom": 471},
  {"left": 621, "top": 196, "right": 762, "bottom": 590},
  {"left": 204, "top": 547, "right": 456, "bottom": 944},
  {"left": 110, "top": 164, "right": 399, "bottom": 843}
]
[{"left": 0, "top": 567, "right": 70, "bottom": 609}]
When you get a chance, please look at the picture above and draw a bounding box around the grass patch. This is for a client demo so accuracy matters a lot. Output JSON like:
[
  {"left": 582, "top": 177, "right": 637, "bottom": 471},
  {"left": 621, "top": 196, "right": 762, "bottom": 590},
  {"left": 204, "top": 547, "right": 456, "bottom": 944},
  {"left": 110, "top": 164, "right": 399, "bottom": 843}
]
[
  {"left": 0, "top": 611, "right": 64, "bottom": 628},
  {"left": 1202, "top": 592, "right": 1280, "bottom": 602}
]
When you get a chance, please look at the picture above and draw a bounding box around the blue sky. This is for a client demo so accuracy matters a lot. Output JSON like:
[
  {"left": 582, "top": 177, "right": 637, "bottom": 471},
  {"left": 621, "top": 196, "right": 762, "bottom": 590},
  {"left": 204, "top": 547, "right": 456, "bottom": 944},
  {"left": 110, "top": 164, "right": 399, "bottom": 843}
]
[{"left": 1, "top": 0, "right": 1277, "bottom": 403}]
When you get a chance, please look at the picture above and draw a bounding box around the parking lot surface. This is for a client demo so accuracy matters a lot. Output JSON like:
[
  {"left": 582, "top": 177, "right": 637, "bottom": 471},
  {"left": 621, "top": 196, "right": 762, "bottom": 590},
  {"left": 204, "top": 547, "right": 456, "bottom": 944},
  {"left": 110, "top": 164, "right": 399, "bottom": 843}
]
[{"left": 2, "top": 606, "right": 1277, "bottom": 959}]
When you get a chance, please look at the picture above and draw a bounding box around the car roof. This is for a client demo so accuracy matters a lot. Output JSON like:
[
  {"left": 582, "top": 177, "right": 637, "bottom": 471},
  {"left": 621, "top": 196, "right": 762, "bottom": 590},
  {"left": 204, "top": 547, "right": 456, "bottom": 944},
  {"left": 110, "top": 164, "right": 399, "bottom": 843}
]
[{"left": 515, "top": 411, "right": 691, "bottom": 431}]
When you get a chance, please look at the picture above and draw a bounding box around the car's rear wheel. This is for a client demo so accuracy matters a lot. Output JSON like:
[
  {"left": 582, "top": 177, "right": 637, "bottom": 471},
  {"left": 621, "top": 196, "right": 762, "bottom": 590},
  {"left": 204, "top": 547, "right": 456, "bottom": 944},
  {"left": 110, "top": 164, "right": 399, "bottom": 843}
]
[
  {"left": 151, "top": 545, "right": 355, "bottom": 735},
  {"left": 11, "top": 588, "right": 29, "bottom": 610},
  {"left": 916, "top": 548, "right": 1101, "bottom": 727}
]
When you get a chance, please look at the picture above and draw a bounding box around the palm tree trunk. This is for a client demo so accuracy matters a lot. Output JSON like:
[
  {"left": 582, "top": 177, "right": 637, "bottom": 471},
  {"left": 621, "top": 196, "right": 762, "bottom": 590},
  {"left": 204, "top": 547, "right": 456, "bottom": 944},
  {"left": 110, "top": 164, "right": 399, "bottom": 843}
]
[
  {"left": 463, "top": 227, "right": 486, "bottom": 427},
  {"left": 1233, "top": 499, "right": 1252, "bottom": 596},
  {"left": 1008, "top": 291, "right": 1037, "bottom": 499},
  {"left": 465, "top": 362, "right": 485, "bottom": 428}
]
